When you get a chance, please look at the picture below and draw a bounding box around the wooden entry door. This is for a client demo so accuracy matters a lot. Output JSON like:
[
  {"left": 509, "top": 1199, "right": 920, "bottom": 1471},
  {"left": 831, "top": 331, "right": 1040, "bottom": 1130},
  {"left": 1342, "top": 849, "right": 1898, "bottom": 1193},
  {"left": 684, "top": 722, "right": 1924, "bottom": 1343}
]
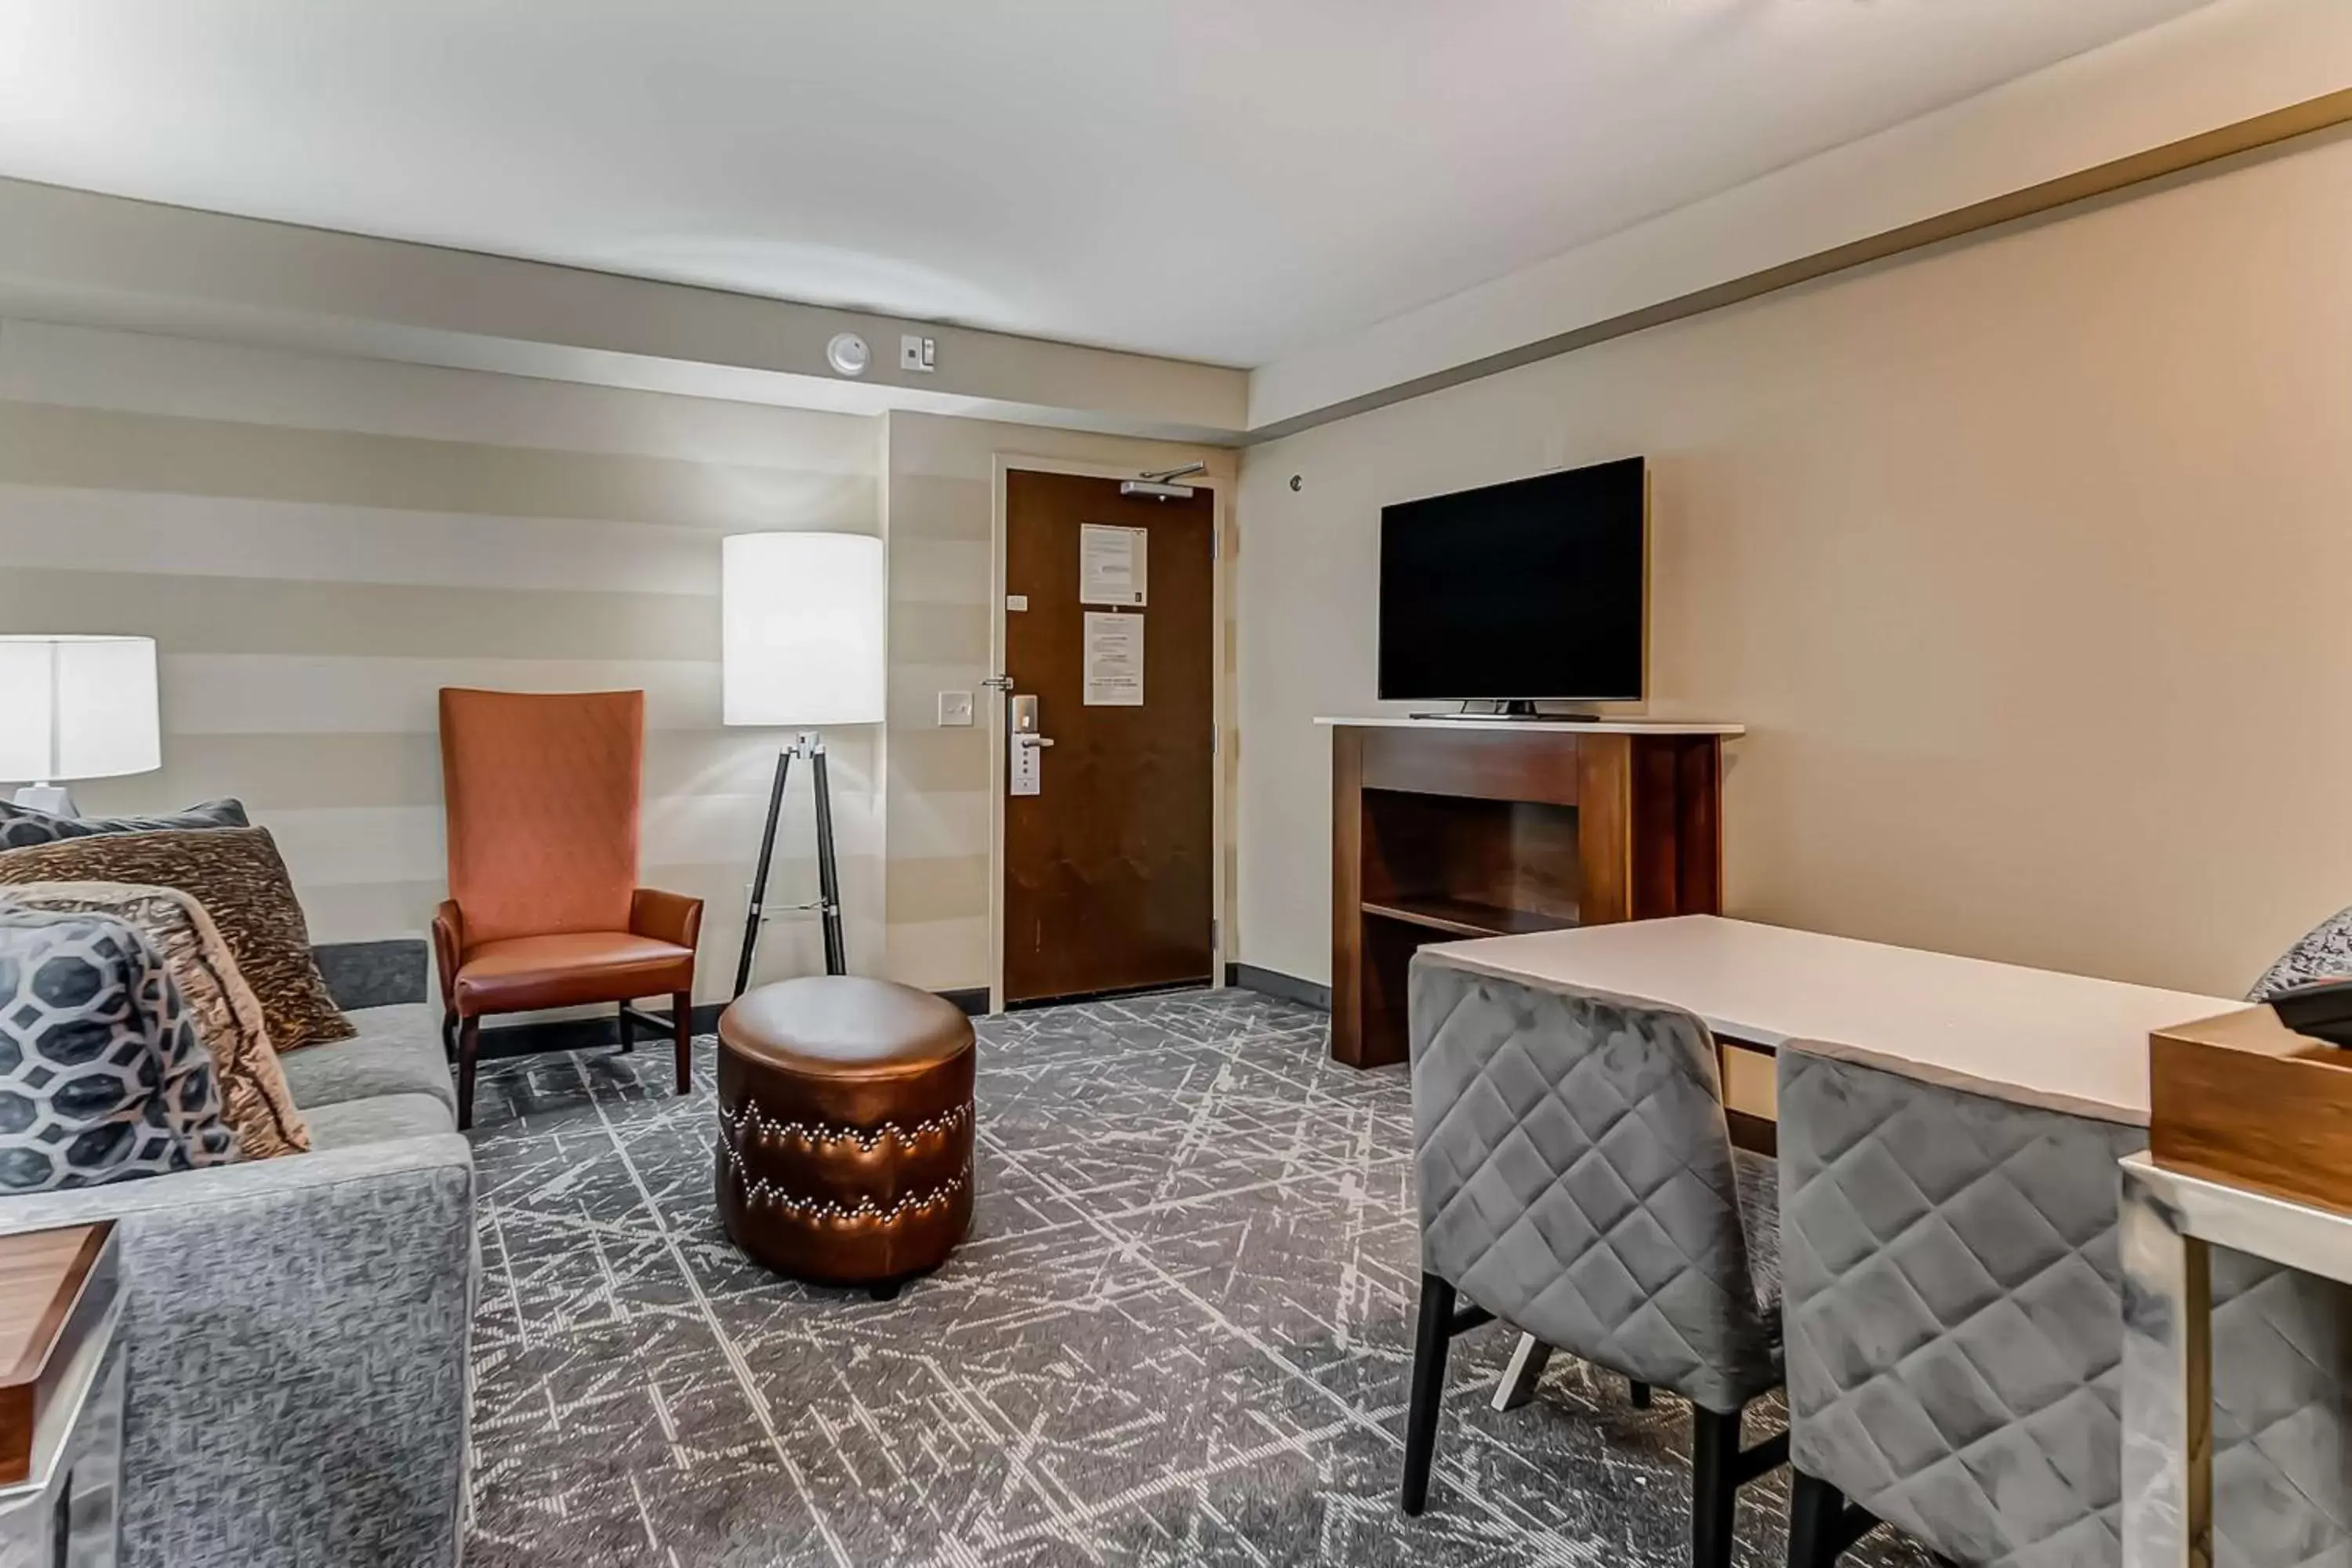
[{"left": 1001, "top": 469, "right": 1214, "bottom": 1005}]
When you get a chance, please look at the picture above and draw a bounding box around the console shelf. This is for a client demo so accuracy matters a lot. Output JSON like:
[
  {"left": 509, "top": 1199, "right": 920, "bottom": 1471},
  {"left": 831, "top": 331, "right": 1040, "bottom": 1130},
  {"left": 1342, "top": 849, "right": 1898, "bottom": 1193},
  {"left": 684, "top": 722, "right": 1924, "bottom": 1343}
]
[
  {"left": 1360, "top": 896, "right": 1577, "bottom": 939},
  {"left": 1326, "top": 718, "right": 1733, "bottom": 1069}
]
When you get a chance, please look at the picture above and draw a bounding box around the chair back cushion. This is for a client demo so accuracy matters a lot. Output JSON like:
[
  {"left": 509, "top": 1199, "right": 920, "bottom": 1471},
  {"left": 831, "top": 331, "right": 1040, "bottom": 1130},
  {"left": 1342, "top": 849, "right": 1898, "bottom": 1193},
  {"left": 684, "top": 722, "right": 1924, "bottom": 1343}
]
[
  {"left": 1409, "top": 952, "right": 1780, "bottom": 1412},
  {"left": 440, "top": 688, "right": 643, "bottom": 946},
  {"left": 0, "top": 905, "right": 240, "bottom": 1190}
]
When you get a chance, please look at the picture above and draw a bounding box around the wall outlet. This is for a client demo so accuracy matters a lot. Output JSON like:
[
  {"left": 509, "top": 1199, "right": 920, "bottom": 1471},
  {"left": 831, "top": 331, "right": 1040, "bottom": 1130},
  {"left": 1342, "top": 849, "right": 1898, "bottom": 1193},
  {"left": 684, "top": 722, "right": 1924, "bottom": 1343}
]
[
  {"left": 937, "top": 690, "right": 975, "bottom": 727},
  {"left": 901, "top": 334, "right": 938, "bottom": 373}
]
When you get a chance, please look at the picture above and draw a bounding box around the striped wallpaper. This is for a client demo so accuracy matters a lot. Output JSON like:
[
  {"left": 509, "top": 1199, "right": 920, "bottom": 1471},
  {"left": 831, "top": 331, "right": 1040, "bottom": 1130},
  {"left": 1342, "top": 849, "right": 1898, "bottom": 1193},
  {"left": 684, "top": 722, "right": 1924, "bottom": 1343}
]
[
  {"left": 0, "top": 319, "right": 878, "bottom": 1004},
  {"left": 0, "top": 322, "right": 1230, "bottom": 1007}
]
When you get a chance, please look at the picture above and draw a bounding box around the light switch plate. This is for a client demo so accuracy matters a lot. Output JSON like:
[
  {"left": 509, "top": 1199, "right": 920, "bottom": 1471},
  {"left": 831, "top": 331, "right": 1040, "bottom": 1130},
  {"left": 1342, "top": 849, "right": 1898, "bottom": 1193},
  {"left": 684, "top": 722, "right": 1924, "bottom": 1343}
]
[
  {"left": 901, "top": 334, "right": 937, "bottom": 372},
  {"left": 937, "top": 690, "right": 975, "bottom": 727}
]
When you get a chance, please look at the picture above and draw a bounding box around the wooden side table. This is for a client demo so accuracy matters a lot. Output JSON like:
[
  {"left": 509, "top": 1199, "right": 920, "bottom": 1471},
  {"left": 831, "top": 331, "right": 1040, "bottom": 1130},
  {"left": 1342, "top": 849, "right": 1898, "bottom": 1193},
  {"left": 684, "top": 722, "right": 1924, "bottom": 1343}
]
[{"left": 0, "top": 1224, "right": 123, "bottom": 1568}]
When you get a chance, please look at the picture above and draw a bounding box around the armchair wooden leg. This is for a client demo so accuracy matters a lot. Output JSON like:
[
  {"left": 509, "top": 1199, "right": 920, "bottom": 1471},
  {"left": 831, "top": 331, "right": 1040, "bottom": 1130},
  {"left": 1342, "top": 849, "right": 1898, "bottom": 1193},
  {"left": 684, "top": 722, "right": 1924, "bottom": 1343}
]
[
  {"left": 440, "top": 1011, "right": 457, "bottom": 1063},
  {"left": 616, "top": 1001, "right": 633, "bottom": 1054},
  {"left": 456, "top": 1016, "right": 481, "bottom": 1132},
  {"left": 672, "top": 991, "right": 692, "bottom": 1094}
]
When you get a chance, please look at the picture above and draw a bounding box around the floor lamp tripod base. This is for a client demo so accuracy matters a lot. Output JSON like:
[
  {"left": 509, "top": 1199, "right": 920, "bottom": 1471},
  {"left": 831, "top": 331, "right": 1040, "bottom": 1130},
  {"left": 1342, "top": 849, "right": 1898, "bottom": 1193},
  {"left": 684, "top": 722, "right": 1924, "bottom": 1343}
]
[{"left": 732, "top": 732, "right": 847, "bottom": 997}]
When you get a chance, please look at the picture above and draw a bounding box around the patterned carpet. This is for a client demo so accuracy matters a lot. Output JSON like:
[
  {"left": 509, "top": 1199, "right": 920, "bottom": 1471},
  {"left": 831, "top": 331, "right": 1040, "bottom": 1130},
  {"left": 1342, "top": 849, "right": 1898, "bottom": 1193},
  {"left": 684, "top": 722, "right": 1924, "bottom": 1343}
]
[{"left": 463, "top": 988, "right": 1935, "bottom": 1568}]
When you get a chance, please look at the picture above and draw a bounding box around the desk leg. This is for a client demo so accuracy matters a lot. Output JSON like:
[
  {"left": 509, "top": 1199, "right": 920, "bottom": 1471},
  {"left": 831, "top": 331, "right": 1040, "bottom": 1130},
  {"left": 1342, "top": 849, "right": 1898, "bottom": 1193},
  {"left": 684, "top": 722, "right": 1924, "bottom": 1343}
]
[
  {"left": 2121, "top": 1164, "right": 2212, "bottom": 1568},
  {"left": 1492, "top": 1333, "right": 1552, "bottom": 1412}
]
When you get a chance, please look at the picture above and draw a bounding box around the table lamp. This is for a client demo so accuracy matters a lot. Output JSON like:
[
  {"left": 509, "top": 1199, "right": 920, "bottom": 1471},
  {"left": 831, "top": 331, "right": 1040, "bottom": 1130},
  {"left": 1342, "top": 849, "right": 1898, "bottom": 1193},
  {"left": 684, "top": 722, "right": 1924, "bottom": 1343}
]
[
  {"left": 723, "top": 532, "right": 885, "bottom": 994},
  {"left": 0, "top": 635, "right": 161, "bottom": 816}
]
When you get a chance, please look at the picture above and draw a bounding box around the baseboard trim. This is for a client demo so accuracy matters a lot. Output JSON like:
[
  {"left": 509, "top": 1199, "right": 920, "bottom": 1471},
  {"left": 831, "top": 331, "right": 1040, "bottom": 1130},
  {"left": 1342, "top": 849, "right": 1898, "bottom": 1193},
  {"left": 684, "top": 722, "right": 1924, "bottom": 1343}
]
[
  {"left": 1004, "top": 978, "right": 1210, "bottom": 1013},
  {"left": 1226, "top": 963, "right": 1333, "bottom": 1012},
  {"left": 468, "top": 987, "right": 993, "bottom": 1062}
]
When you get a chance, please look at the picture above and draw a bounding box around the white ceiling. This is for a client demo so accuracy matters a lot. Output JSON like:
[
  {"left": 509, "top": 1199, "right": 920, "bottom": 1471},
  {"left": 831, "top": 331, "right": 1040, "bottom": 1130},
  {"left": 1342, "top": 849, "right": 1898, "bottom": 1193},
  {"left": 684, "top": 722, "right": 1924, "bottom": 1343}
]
[{"left": 0, "top": 0, "right": 2214, "bottom": 368}]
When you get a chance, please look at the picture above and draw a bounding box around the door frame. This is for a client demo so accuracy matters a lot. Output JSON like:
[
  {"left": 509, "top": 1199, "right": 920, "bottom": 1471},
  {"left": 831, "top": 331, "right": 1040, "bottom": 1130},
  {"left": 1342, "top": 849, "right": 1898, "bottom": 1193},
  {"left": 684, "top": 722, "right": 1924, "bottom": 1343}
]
[{"left": 987, "top": 453, "right": 1233, "bottom": 1014}]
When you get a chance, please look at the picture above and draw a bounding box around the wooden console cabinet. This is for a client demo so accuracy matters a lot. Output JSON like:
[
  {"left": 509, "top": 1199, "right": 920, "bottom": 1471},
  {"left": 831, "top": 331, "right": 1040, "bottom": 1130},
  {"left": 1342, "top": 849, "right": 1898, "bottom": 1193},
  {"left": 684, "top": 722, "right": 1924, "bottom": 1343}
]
[{"left": 1323, "top": 718, "right": 1740, "bottom": 1069}]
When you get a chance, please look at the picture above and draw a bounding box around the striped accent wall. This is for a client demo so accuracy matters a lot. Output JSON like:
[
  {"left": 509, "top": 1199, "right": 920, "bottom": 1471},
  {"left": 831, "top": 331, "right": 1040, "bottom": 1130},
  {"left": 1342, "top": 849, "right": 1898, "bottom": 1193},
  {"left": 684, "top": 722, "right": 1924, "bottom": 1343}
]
[
  {"left": 0, "top": 320, "right": 883, "bottom": 1005},
  {"left": 877, "top": 411, "right": 1236, "bottom": 993}
]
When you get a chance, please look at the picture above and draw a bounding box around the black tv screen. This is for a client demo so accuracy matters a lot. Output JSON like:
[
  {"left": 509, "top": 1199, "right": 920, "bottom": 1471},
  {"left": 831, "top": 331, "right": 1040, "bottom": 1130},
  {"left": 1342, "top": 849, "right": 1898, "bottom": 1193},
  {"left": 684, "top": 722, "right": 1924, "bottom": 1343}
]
[{"left": 1377, "top": 456, "right": 1647, "bottom": 703}]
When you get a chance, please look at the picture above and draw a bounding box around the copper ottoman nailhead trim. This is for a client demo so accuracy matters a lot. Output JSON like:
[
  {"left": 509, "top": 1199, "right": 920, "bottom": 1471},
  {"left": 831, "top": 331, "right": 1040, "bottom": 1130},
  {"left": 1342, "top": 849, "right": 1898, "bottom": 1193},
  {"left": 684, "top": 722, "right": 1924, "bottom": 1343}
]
[
  {"left": 716, "top": 1140, "right": 967, "bottom": 1221},
  {"left": 717, "top": 1099, "right": 971, "bottom": 1153}
]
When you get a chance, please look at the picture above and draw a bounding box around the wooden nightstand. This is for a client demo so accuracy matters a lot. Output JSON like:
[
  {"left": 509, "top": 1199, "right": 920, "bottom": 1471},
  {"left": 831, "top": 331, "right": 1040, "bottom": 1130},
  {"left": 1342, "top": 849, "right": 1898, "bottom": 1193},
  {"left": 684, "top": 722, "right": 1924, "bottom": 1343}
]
[{"left": 0, "top": 1223, "right": 122, "bottom": 1568}]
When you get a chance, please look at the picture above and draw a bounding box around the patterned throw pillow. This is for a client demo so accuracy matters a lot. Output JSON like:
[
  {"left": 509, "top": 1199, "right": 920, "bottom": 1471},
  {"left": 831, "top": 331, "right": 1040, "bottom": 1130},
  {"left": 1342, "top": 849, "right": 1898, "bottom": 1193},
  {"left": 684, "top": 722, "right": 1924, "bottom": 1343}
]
[
  {"left": 0, "top": 906, "right": 240, "bottom": 1192},
  {"left": 0, "top": 828, "right": 355, "bottom": 1051},
  {"left": 0, "top": 797, "right": 249, "bottom": 851},
  {"left": 1, "top": 884, "right": 310, "bottom": 1158}
]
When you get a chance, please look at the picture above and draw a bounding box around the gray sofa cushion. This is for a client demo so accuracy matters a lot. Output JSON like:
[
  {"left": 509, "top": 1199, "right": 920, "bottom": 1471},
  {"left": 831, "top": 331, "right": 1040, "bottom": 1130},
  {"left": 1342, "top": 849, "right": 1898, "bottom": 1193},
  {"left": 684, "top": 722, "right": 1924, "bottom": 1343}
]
[
  {"left": 0, "top": 1130, "right": 477, "bottom": 1568},
  {"left": 302, "top": 1092, "right": 454, "bottom": 1149},
  {"left": 1410, "top": 953, "right": 1781, "bottom": 1413},
  {"left": 1780, "top": 1047, "right": 2352, "bottom": 1568},
  {"left": 278, "top": 1004, "right": 454, "bottom": 1116}
]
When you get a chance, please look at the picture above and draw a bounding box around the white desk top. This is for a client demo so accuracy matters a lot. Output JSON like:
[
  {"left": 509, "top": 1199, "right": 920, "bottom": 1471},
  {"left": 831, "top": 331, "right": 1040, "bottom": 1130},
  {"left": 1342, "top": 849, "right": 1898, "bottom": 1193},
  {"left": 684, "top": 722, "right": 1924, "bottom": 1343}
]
[
  {"left": 1315, "top": 716, "right": 1746, "bottom": 737},
  {"left": 1422, "top": 916, "right": 2241, "bottom": 1125}
]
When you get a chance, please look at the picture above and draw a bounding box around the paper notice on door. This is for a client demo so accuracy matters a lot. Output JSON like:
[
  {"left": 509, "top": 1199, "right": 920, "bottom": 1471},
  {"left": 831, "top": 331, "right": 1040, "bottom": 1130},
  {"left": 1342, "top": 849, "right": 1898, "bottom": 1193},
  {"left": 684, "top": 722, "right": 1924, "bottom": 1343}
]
[
  {"left": 1082, "top": 611, "right": 1145, "bottom": 706},
  {"left": 1080, "top": 523, "right": 1147, "bottom": 606}
]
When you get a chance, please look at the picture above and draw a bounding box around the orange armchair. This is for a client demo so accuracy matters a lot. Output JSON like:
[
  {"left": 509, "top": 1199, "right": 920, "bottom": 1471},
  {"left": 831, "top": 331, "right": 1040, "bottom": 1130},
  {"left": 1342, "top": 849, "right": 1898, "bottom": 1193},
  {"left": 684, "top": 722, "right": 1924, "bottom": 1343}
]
[{"left": 434, "top": 688, "right": 702, "bottom": 1129}]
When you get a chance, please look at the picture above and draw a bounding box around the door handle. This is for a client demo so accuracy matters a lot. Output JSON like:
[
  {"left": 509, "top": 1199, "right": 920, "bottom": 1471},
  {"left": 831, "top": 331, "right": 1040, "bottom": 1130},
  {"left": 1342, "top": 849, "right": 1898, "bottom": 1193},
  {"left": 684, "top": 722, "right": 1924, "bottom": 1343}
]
[{"left": 1015, "top": 735, "right": 1055, "bottom": 748}]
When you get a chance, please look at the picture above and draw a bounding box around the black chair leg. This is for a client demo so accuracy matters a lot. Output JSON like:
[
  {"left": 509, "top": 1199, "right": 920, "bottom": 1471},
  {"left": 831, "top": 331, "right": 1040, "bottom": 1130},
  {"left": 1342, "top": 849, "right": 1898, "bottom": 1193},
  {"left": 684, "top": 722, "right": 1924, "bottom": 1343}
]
[
  {"left": 440, "top": 1011, "right": 457, "bottom": 1064},
  {"left": 616, "top": 1000, "right": 633, "bottom": 1054},
  {"left": 1788, "top": 1472, "right": 1870, "bottom": 1568},
  {"left": 672, "top": 991, "right": 692, "bottom": 1094},
  {"left": 1630, "top": 1378, "right": 1653, "bottom": 1409},
  {"left": 1399, "top": 1273, "right": 1455, "bottom": 1516},
  {"left": 456, "top": 1016, "right": 481, "bottom": 1132},
  {"left": 1690, "top": 1404, "right": 1743, "bottom": 1568}
]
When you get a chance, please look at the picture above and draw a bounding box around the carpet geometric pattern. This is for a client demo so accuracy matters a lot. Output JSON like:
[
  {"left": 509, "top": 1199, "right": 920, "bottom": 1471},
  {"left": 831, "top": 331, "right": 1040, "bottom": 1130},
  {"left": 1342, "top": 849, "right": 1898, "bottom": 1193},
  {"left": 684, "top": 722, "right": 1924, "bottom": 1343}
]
[{"left": 463, "top": 988, "right": 1937, "bottom": 1567}]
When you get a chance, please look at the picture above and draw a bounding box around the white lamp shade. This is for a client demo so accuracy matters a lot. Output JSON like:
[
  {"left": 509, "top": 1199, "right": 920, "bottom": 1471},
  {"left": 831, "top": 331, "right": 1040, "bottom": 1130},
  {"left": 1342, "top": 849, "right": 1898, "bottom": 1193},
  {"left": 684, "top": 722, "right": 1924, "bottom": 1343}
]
[
  {"left": 722, "top": 532, "right": 886, "bottom": 727},
  {"left": 0, "top": 635, "right": 162, "bottom": 783}
]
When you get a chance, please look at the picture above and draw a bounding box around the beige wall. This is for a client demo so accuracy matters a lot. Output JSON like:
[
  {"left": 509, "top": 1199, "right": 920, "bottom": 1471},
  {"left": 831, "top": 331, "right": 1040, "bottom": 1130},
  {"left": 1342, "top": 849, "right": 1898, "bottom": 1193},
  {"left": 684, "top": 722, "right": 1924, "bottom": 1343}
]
[
  {"left": 1237, "top": 129, "right": 2352, "bottom": 999},
  {"left": 878, "top": 410, "right": 1235, "bottom": 993},
  {"left": 0, "top": 320, "right": 883, "bottom": 1004}
]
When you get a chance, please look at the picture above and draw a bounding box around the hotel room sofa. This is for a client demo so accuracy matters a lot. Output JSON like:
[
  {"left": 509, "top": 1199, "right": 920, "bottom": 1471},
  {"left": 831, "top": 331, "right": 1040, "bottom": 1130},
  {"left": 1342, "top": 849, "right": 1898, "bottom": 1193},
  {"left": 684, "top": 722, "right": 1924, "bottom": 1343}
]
[{"left": 0, "top": 938, "right": 473, "bottom": 1568}]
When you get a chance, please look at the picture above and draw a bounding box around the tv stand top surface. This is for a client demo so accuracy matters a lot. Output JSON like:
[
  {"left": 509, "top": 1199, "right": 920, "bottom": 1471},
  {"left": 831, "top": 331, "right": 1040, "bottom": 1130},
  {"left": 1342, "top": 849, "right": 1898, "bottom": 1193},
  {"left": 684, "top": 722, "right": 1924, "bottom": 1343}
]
[{"left": 1315, "top": 715, "right": 1745, "bottom": 738}]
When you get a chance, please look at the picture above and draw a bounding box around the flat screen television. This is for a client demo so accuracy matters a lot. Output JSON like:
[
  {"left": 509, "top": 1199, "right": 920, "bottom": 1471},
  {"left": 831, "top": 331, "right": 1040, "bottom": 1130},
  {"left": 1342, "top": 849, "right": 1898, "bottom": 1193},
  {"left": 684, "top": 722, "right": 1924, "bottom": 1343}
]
[{"left": 1377, "top": 456, "right": 1647, "bottom": 705}]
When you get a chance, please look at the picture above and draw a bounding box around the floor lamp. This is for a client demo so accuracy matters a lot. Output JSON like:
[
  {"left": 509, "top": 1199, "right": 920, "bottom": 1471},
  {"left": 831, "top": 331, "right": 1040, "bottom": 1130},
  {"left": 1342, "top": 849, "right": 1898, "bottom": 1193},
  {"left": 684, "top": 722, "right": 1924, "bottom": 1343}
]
[{"left": 723, "top": 532, "right": 886, "bottom": 996}]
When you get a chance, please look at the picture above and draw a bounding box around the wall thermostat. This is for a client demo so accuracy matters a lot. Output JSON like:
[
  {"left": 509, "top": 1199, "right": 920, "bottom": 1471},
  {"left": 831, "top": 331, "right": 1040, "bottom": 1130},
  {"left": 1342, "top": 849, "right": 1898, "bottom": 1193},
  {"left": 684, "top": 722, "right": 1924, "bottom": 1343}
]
[{"left": 826, "top": 332, "right": 870, "bottom": 377}]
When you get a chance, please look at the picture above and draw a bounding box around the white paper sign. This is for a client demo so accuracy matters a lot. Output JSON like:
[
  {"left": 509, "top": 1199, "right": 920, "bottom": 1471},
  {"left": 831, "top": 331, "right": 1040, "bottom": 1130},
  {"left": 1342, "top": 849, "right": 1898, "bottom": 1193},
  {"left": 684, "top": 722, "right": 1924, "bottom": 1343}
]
[
  {"left": 1083, "top": 612, "right": 1145, "bottom": 706},
  {"left": 1009, "top": 735, "right": 1041, "bottom": 796},
  {"left": 1080, "top": 524, "right": 1147, "bottom": 606}
]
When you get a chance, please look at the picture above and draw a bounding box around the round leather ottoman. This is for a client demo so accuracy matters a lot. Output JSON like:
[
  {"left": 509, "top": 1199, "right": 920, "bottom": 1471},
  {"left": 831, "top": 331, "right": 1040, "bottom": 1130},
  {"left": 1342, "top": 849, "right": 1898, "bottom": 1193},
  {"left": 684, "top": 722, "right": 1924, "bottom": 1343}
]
[{"left": 715, "top": 976, "right": 975, "bottom": 1293}]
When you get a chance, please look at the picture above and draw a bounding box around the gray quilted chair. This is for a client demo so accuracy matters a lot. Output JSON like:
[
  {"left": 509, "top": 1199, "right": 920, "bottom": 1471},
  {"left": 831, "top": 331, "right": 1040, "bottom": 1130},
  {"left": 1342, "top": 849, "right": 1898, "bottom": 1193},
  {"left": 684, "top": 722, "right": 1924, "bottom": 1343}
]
[
  {"left": 1779, "top": 1045, "right": 2352, "bottom": 1568},
  {"left": 1404, "top": 952, "right": 1788, "bottom": 1568}
]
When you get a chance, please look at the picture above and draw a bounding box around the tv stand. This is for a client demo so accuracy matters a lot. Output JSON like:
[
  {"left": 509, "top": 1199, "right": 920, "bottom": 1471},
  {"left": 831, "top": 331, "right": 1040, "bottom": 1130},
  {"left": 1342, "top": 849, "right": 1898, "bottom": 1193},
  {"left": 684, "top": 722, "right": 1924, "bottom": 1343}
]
[
  {"left": 1410, "top": 705, "right": 1599, "bottom": 722},
  {"left": 1321, "top": 717, "right": 1738, "bottom": 1069}
]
